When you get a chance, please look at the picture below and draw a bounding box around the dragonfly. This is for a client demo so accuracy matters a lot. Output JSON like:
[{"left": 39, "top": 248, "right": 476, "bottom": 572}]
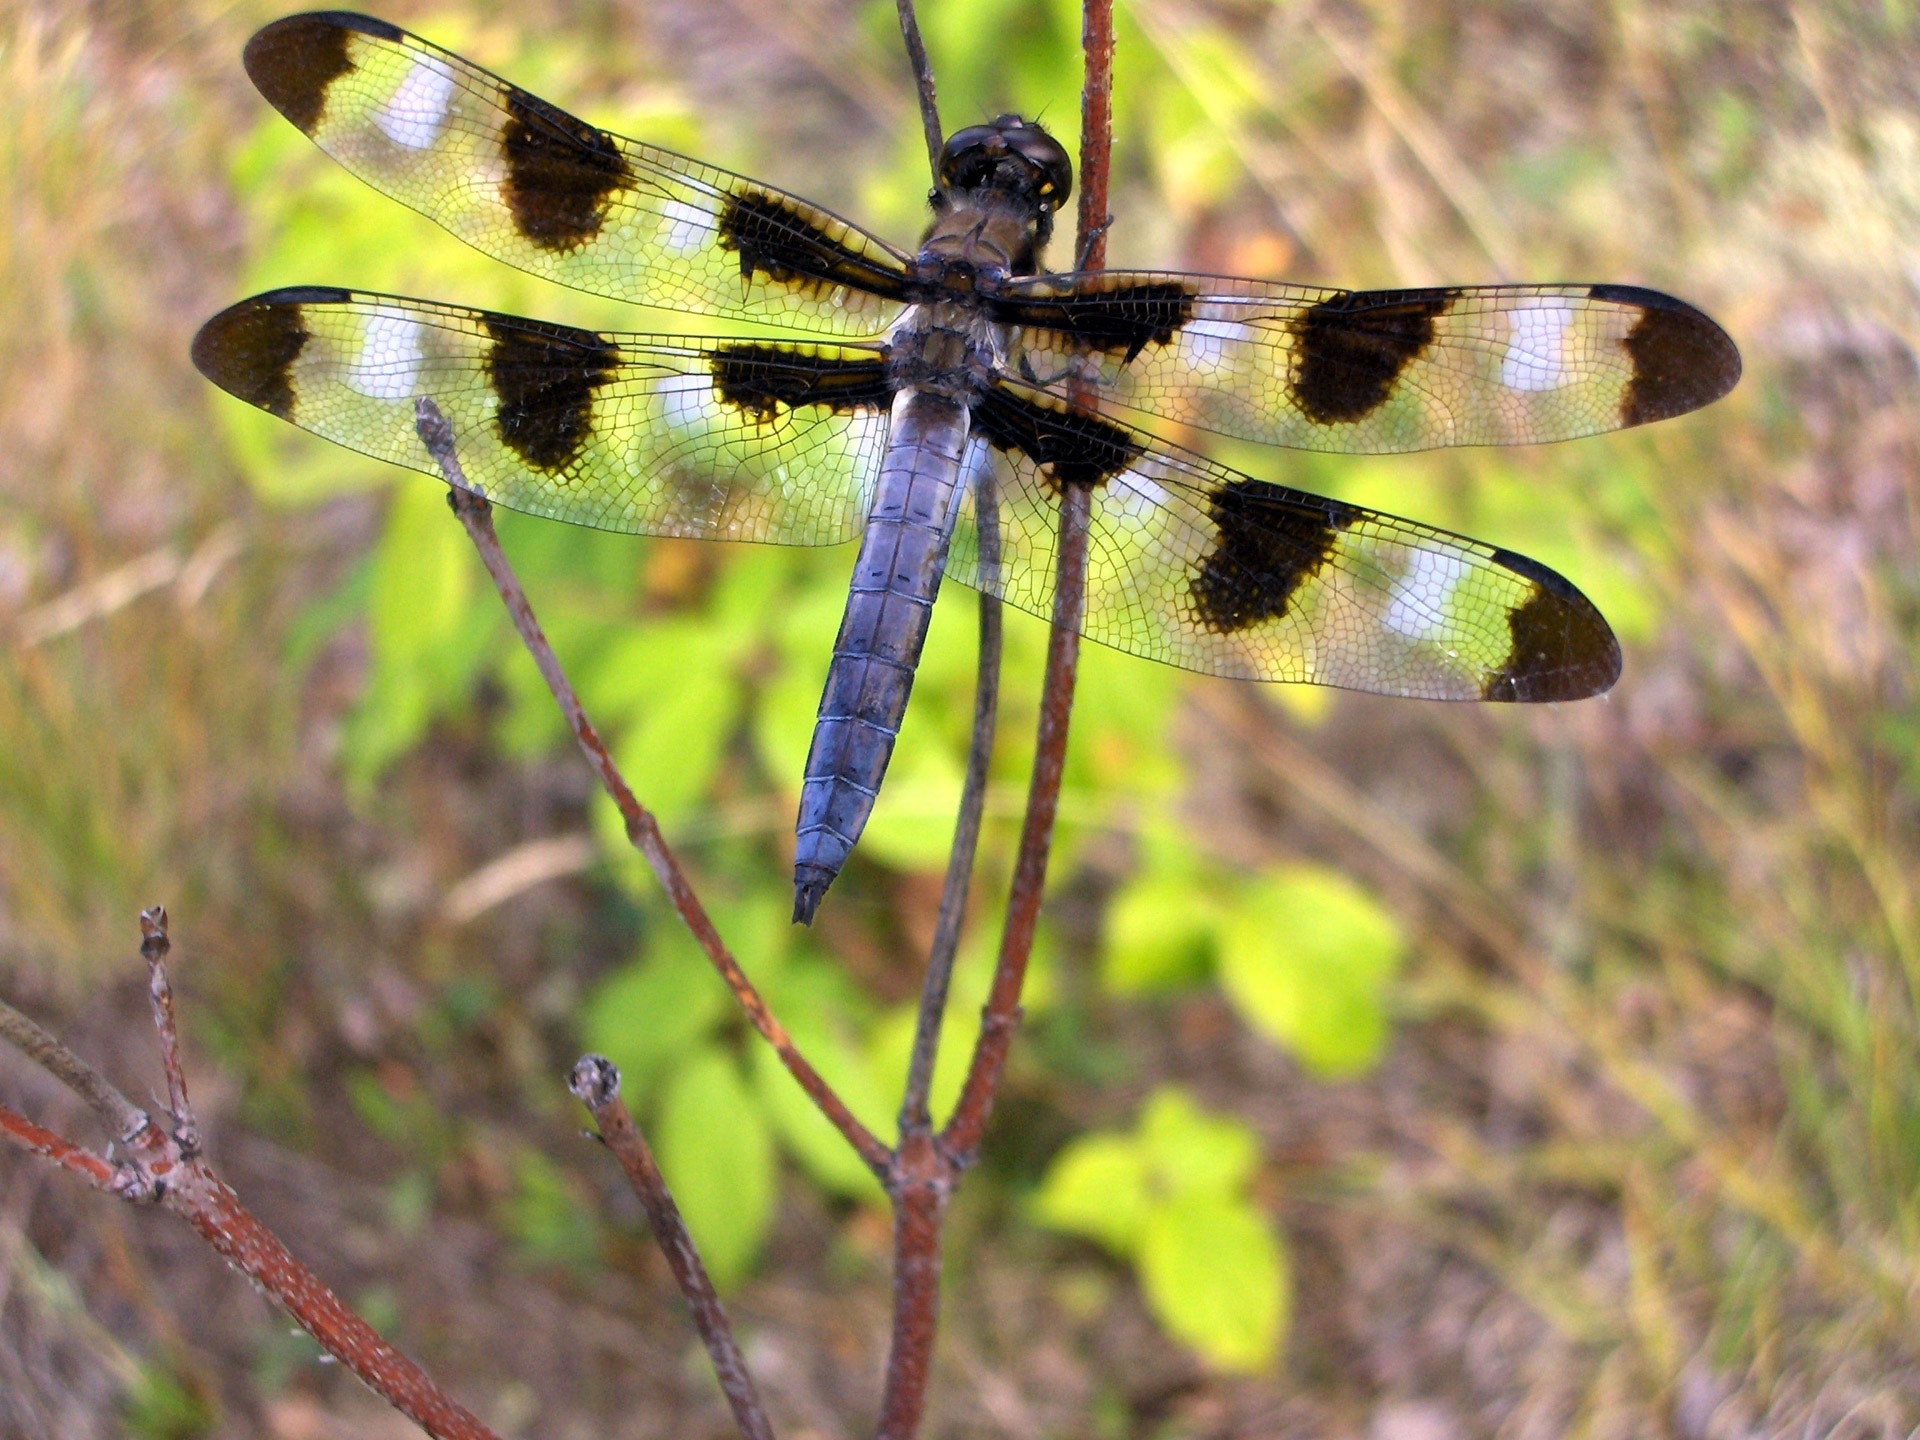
[{"left": 192, "top": 12, "right": 1741, "bottom": 923}]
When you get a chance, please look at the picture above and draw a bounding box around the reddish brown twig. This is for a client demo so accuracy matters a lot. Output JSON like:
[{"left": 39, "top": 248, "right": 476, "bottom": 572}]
[
  {"left": 943, "top": 0, "right": 1108, "bottom": 1165},
  {"left": 414, "top": 399, "right": 891, "bottom": 1182},
  {"left": 877, "top": 9, "right": 1113, "bottom": 1436},
  {"left": 570, "top": 1057, "right": 774, "bottom": 1440},
  {"left": 0, "top": 914, "right": 503, "bottom": 1440}
]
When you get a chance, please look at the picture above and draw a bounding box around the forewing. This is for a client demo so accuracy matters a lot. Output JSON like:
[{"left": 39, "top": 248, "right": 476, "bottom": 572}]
[
  {"left": 192, "top": 288, "right": 894, "bottom": 545},
  {"left": 998, "top": 275, "right": 1740, "bottom": 452},
  {"left": 948, "top": 385, "right": 1620, "bottom": 700},
  {"left": 242, "top": 12, "right": 913, "bottom": 334}
]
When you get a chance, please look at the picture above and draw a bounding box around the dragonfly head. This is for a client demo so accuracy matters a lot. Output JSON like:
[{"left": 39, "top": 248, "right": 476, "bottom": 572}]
[{"left": 938, "top": 115, "right": 1073, "bottom": 210}]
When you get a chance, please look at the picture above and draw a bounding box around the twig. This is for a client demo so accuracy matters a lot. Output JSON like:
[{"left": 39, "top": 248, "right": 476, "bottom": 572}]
[
  {"left": 570, "top": 1057, "right": 774, "bottom": 1440},
  {"left": 0, "top": 916, "right": 503, "bottom": 1440},
  {"left": 0, "top": 997, "right": 148, "bottom": 1145},
  {"left": 899, "top": 471, "right": 1001, "bottom": 1137},
  {"left": 895, "top": 0, "right": 944, "bottom": 183},
  {"left": 877, "top": 10, "right": 1113, "bottom": 1437},
  {"left": 140, "top": 908, "right": 199, "bottom": 1158},
  {"left": 414, "top": 398, "right": 891, "bottom": 1182},
  {"left": 943, "top": 0, "right": 1109, "bottom": 1164},
  {"left": 1074, "top": 0, "right": 1117, "bottom": 273}
]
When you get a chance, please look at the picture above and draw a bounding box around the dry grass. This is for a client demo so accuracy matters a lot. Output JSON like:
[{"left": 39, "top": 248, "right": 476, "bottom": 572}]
[{"left": 2, "top": 0, "right": 1918, "bottom": 1437}]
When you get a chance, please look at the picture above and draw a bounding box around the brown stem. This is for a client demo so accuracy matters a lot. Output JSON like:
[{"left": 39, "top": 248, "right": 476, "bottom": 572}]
[
  {"left": 570, "top": 1057, "right": 775, "bottom": 1440},
  {"left": 940, "top": 481, "right": 1090, "bottom": 1161},
  {"left": 895, "top": 0, "right": 944, "bottom": 182},
  {"left": 139, "top": 906, "right": 200, "bottom": 1158},
  {"left": 1075, "top": 0, "right": 1117, "bottom": 273},
  {"left": 874, "top": 1132, "right": 948, "bottom": 1440},
  {"left": 0, "top": 996, "right": 147, "bottom": 1144},
  {"left": 876, "top": 8, "right": 1112, "bottom": 1435},
  {"left": 414, "top": 400, "right": 892, "bottom": 1182},
  {"left": 941, "top": 0, "right": 1109, "bottom": 1160},
  {"left": 900, "top": 473, "right": 1001, "bottom": 1137}
]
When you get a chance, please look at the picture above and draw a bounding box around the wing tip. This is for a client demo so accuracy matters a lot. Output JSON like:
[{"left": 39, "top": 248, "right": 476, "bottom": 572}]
[
  {"left": 191, "top": 291, "right": 334, "bottom": 419},
  {"left": 1587, "top": 283, "right": 1743, "bottom": 424},
  {"left": 244, "top": 12, "right": 402, "bottom": 134},
  {"left": 1482, "top": 547, "right": 1622, "bottom": 701}
]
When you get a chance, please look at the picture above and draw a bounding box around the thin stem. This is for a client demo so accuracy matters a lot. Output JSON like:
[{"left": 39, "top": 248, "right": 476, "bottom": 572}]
[
  {"left": 1075, "top": 0, "right": 1116, "bottom": 272},
  {"left": 941, "top": 482, "right": 1089, "bottom": 1161},
  {"left": 941, "top": 0, "right": 1109, "bottom": 1163},
  {"left": 900, "top": 475, "right": 1001, "bottom": 1136},
  {"left": 895, "top": 0, "right": 944, "bottom": 182},
  {"left": 0, "top": 997, "right": 147, "bottom": 1144},
  {"left": 570, "top": 1058, "right": 774, "bottom": 1440},
  {"left": 139, "top": 906, "right": 199, "bottom": 1157},
  {"left": 414, "top": 399, "right": 892, "bottom": 1181}
]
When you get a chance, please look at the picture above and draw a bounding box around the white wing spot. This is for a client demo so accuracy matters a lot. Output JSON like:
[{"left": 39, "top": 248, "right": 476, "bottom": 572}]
[
  {"left": 1182, "top": 318, "right": 1251, "bottom": 372},
  {"left": 1384, "top": 547, "right": 1469, "bottom": 639},
  {"left": 374, "top": 56, "right": 457, "bottom": 150},
  {"left": 349, "top": 310, "right": 424, "bottom": 400},
  {"left": 662, "top": 377, "right": 724, "bottom": 432},
  {"left": 1501, "top": 298, "right": 1576, "bottom": 393},
  {"left": 660, "top": 199, "right": 715, "bottom": 255}
]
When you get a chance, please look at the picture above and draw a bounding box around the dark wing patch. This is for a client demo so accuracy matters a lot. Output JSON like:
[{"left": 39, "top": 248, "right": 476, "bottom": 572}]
[
  {"left": 501, "top": 88, "right": 635, "bottom": 253},
  {"left": 1190, "top": 481, "right": 1356, "bottom": 634},
  {"left": 1292, "top": 290, "right": 1456, "bottom": 424},
  {"left": 242, "top": 12, "right": 390, "bottom": 135},
  {"left": 974, "top": 387, "right": 1145, "bottom": 488},
  {"left": 1589, "top": 284, "right": 1746, "bottom": 426},
  {"left": 992, "top": 277, "right": 1197, "bottom": 363},
  {"left": 483, "top": 316, "right": 621, "bottom": 472},
  {"left": 1480, "top": 548, "right": 1621, "bottom": 700},
  {"left": 710, "top": 344, "right": 894, "bottom": 420},
  {"left": 190, "top": 286, "right": 349, "bottom": 419},
  {"left": 716, "top": 191, "right": 913, "bottom": 305}
]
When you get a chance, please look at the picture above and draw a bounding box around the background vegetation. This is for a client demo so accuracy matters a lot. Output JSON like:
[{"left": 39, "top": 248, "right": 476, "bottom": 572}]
[{"left": 2, "top": 0, "right": 1916, "bottom": 1435}]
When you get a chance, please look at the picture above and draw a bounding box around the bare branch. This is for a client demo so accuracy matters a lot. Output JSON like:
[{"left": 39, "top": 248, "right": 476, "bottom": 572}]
[
  {"left": 2, "top": 917, "right": 504, "bottom": 1440},
  {"left": 0, "top": 998, "right": 148, "bottom": 1144},
  {"left": 571, "top": 1057, "right": 775, "bottom": 1440},
  {"left": 413, "top": 398, "right": 893, "bottom": 1180},
  {"left": 139, "top": 906, "right": 199, "bottom": 1158},
  {"left": 941, "top": 0, "right": 1109, "bottom": 1165},
  {"left": 895, "top": 0, "right": 944, "bottom": 183}
]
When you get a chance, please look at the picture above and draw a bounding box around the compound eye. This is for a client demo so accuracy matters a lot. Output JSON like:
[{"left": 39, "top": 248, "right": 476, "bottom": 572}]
[
  {"left": 938, "top": 123, "right": 1003, "bottom": 185},
  {"left": 1009, "top": 130, "right": 1073, "bottom": 203}
]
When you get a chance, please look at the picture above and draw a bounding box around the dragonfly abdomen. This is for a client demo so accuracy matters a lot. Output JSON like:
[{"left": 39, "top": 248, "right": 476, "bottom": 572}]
[{"left": 793, "top": 391, "right": 971, "bottom": 924}]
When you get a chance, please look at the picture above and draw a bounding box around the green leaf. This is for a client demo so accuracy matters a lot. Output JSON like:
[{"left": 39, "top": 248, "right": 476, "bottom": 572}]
[
  {"left": 1138, "top": 1088, "right": 1261, "bottom": 1197},
  {"left": 1103, "top": 864, "right": 1219, "bottom": 995},
  {"left": 1033, "top": 1131, "right": 1153, "bottom": 1255},
  {"left": 342, "top": 482, "right": 499, "bottom": 786},
  {"left": 1217, "top": 865, "right": 1405, "bottom": 1078},
  {"left": 1139, "top": 1192, "right": 1288, "bottom": 1372},
  {"left": 596, "top": 622, "right": 745, "bottom": 831},
  {"left": 656, "top": 1048, "right": 777, "bottom": 1293},
  {"left": 579, "top": 931, "right": 727, "bottom": 1106}
]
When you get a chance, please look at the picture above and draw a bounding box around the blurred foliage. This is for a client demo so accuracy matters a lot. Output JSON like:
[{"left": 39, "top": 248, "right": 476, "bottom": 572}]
[
  {"left": 4, "top": 0, "right": 1920, "bottom": 1434},
  {"left": 1034, "top": 1087, "right": 1288, "bottom": 1369}
]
